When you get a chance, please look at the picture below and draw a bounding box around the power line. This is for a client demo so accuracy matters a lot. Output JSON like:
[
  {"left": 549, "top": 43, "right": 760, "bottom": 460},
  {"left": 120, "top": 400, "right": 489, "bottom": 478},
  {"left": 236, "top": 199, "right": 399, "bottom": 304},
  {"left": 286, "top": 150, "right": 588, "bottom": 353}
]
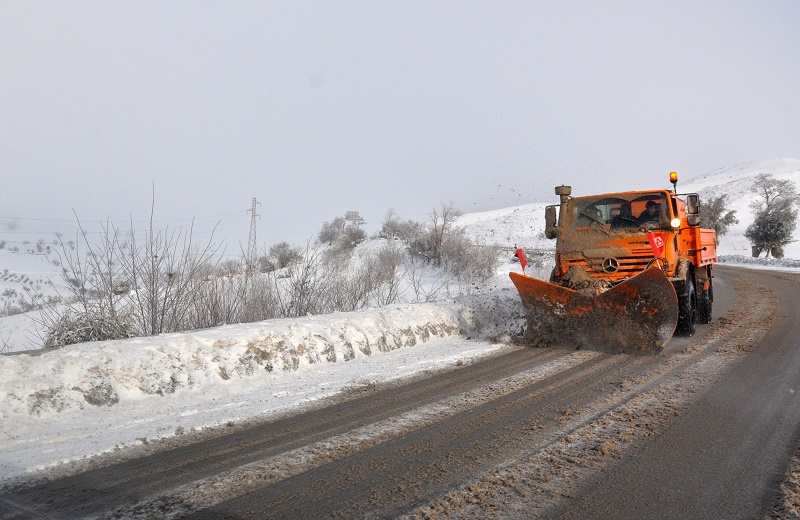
[{"left": 0, "top": 211, "right": 245, "bottom": 224}]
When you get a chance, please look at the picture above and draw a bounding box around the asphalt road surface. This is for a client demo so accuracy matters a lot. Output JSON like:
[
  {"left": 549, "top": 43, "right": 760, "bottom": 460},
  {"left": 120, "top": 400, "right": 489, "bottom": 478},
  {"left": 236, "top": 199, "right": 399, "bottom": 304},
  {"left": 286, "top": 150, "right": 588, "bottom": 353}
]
[{"left": 1, "top": 265, "right": 799, "bottom": 519}]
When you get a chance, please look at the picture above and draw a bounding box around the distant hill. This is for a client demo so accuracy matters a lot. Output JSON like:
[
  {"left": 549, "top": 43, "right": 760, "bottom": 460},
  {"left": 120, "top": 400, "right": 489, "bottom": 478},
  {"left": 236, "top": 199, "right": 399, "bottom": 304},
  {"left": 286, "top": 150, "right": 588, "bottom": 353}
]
[
  {"left": 682, "top": 158, "right": 800, "bottom": 258},
  {"left": 456, "top": 203, "right": 550, "bottom": 251}
]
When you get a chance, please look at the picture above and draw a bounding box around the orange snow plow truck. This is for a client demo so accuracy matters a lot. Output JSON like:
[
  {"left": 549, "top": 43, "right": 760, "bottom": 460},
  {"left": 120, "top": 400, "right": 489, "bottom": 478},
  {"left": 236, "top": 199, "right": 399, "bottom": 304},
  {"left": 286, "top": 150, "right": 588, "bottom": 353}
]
[{"left": 510, "top": 172, "right": 717, "bottom": 355}]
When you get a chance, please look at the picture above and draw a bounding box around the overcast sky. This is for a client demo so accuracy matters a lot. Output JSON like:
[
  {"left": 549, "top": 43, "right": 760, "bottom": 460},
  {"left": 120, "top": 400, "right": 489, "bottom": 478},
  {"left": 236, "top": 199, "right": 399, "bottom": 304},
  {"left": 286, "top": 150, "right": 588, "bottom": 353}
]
[{"left": 2, "top": 1, "right": 799, "bottom": 252}]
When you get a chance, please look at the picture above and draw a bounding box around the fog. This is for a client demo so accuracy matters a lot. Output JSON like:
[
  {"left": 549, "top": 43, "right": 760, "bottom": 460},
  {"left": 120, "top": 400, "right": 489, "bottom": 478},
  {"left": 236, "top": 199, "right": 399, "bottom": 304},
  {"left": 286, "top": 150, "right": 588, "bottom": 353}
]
[{"left": 2, "top": 1, "right": 799, "bottom": 253}]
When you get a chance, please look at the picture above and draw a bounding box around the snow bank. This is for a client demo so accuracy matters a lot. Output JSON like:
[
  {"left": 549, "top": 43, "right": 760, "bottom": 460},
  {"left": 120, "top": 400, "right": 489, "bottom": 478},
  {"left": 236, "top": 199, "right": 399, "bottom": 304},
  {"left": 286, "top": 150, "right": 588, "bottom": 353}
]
[
  {"left": 719, "top": 255, "right": 800, "bottom": 269},
  {"left": 0, "top": 290, "right": 525, "bottom": 420}
]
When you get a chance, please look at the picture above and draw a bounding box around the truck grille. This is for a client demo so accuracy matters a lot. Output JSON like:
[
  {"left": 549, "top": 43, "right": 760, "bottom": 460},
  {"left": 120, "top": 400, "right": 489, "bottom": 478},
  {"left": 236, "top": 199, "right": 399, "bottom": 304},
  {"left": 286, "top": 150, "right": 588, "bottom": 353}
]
[{"left": 563, "top": 248, "right": 655, "bottom": 279}]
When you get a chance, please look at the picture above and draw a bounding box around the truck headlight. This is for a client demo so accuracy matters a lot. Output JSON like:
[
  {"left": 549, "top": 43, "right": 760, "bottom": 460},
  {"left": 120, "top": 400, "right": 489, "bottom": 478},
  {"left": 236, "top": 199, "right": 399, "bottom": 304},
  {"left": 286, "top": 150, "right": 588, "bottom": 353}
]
[{"left": 671, "top": 218, "right": 681, "bottom": 228}]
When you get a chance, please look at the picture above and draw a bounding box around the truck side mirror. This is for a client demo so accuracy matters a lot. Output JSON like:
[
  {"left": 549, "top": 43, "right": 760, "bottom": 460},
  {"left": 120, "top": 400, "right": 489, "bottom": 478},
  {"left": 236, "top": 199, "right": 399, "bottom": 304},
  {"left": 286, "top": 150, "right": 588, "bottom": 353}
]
[
  {"left": 545, "top": 205, "right": 558, "bottom": 239},
  {"left": 686, "top": 194, "right": 700, "bottom": 226}
]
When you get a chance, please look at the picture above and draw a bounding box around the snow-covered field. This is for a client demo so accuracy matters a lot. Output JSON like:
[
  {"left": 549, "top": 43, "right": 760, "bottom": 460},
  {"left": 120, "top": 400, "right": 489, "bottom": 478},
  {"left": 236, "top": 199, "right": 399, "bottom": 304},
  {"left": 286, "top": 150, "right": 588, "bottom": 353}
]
[{"left": 2, "top": 158, "right": 800, "bottom": 489}]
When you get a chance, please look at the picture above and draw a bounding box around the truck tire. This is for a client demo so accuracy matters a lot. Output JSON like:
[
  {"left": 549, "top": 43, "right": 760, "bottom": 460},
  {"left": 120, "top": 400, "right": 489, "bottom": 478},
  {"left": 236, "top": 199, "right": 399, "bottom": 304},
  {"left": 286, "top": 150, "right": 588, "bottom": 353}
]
[
  {"left": 697, "top": 281, "right": 713, "bottom": 324},
  {"left": 676, "top": 275, "right": 697, "bottom": 336}
]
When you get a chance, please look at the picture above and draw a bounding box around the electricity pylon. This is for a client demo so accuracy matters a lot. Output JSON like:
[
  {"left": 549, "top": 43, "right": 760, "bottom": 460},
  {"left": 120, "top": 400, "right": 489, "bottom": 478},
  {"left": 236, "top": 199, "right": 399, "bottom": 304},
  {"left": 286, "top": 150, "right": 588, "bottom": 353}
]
[{"left": 247, "top": 198, "right": 260, "bottom": 273}]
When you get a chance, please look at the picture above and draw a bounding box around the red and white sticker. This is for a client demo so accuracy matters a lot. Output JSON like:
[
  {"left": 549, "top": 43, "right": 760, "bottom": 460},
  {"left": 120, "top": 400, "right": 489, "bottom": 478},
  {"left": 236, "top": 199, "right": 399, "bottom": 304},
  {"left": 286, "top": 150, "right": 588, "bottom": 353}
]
[{"left": 646, "top": 232, "right": 669, "bottom": 258}]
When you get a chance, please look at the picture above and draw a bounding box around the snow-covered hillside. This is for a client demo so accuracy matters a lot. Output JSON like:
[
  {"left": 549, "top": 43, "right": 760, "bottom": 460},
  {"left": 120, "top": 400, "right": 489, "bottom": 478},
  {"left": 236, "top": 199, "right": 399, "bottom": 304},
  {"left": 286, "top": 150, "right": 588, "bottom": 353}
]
[
  {"left": 457, "top": 202, "right": 550, "bottom": 250},
  {"left": 682, "top": 157, "right": 800, "bottom": 258}
]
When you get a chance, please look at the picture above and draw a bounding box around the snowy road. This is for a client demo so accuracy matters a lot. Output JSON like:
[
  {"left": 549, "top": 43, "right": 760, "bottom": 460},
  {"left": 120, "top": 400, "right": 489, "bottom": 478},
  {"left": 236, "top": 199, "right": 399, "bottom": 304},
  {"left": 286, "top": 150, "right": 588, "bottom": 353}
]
[{"left": 2, "top": 266, "right": 799, "bottom": 518}]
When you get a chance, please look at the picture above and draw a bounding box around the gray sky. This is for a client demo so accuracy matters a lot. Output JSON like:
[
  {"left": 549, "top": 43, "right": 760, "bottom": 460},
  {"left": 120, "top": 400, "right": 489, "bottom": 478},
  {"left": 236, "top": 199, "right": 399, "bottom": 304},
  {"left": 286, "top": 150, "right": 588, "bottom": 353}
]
[{"left": 2, "top": 1, "right": 799, "bottom": 253}]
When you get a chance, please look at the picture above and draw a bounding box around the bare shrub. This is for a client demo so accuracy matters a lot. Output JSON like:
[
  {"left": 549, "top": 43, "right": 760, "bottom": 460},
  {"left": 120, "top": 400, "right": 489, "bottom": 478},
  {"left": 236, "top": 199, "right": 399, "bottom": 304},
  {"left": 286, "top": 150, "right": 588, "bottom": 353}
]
[
  {"left": 36, "top": 189, "right": 224, "bottom": 344},
  {"left": 318, "top": 214, "right": 368, "bottom": 255},
  {"left": 185, "top": 271, "right": 248, "bottom": 330},
  {"left": 440, "top": 231, "right": 499, "bottom": 285},
  {"left": 215, "top": 259, "right": 242, "bottom": 276},
  {"left": 322, "top": 256, "right": 374, "bottom": 312},
  {"left": 403, "top": 256, "right": 446, "bottom": 302},
  {"left": 0, "top": 332, "right": 13, "bottom": 353},
  {"left": 428, "top": 202, "right": 462, "bottom": 265},
  {"left": 339, "top": 225, "right": 367, "bottom": 248},
  {"left": 380, "top": 209, "right": 425, "bottom": 242},
  {"left": 387, "top": 221, "right": 425, "bottom": 245},
  {"left": 241, "top": 276, "right": 281, "bottom": 322},
  {"left": 380, "top": 208, "right": 402, "bottom": 238},
  {"left": 43, "top": 309, "right": 135, "bottom": 348},
  {"left": 320, "top": 242, "right": 404, "bottom": 311},
  {"left": 273, "top": 244, "right": 329, "bottom": 317},
  {"left": 373, "top": 244, "right": 405, "bottom": 306},
  {"left": 318, "top": 217, "right": 345, "bottom": 245},
  {"left": 266, "top": 241, "right": 303, "bottom": 271},
  {"left": 407, "top": 202, "right": 462, "bottom": 265},
  {"left": 116, "top": 192, "right": 223, "bottom": 335}
]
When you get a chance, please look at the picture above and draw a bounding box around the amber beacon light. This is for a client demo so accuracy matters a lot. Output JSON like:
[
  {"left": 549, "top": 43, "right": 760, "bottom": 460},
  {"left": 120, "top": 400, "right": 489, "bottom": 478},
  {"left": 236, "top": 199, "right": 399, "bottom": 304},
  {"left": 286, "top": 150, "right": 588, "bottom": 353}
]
[{"left": 669, "top": 171, "right": 678, "bottom": 192}]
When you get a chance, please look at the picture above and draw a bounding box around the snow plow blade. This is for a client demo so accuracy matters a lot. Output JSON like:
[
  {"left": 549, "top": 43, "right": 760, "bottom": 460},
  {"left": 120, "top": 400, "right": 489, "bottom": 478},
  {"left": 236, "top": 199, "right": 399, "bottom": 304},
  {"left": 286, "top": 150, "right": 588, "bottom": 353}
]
[{"left": 509, "top": 267, "right": 679, "bottom": 355}]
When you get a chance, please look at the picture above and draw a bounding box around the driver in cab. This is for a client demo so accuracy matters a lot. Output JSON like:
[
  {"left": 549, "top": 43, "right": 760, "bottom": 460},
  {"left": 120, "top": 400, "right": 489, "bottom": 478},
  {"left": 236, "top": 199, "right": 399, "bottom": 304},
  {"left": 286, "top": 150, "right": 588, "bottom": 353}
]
[
  {"left": 611, "top": 201, "right": 638, "bottom": 230},
  {"left": 637, "top": 200, "right": 662, "bottom": 225}
]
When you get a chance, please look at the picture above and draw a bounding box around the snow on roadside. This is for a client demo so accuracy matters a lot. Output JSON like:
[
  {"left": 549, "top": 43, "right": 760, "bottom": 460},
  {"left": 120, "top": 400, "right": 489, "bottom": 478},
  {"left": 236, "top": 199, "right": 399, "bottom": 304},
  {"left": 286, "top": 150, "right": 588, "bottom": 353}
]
[
  {"left": 719, "top": 254, "right": 800, "bottom": 270},
  {"left": 0, "top": 288, "right": 526, "bottom": 487}
]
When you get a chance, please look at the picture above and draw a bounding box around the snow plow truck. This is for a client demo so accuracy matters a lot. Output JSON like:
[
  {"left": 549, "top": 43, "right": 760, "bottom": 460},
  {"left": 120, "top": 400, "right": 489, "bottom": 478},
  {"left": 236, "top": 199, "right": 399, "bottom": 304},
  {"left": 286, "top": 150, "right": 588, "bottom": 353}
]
[{"left": 510, "top": 172, "right": 717, "bottom": 355}]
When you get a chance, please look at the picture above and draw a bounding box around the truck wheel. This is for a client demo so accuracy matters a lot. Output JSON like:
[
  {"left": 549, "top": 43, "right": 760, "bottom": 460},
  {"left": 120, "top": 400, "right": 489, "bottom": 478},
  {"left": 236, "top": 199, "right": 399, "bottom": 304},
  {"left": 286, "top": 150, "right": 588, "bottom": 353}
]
[
  {"left": 697, "top": 281, "right": 713, "bottom": 324},
  {"left": 676, "top": 276, "right": 697, "bottom": 336}
]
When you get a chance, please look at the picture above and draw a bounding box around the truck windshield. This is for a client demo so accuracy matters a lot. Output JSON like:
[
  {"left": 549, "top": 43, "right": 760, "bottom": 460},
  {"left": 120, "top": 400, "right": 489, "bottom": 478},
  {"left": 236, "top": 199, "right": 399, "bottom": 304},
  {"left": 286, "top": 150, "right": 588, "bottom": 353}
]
[{"left": 571, "top": 193, "right": 668, "bottom": 231}]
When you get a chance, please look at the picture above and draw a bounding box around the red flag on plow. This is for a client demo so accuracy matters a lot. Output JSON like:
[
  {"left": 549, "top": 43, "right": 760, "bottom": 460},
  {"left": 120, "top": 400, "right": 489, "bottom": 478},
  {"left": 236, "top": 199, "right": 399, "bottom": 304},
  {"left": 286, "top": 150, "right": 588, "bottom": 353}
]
[
  {"left": 646, "top": 231, "right": 669, "bottom": 258},
  {"left": 514, "top": 248, "right": 527, "bottom": 271}
]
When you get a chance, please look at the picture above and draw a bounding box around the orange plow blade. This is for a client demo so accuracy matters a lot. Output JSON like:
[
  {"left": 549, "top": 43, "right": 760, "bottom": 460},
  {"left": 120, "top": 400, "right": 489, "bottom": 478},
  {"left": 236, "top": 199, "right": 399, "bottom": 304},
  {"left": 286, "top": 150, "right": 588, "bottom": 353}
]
[{"left": 509, "top": 267, "right": 678, "bottom": 355}]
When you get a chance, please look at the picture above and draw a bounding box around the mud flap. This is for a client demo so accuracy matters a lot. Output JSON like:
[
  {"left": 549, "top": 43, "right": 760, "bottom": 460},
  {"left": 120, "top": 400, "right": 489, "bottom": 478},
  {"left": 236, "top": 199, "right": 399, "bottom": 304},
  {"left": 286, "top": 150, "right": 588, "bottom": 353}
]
[{"left": 509, "top": 267, "right": 679, "bottom": 355}]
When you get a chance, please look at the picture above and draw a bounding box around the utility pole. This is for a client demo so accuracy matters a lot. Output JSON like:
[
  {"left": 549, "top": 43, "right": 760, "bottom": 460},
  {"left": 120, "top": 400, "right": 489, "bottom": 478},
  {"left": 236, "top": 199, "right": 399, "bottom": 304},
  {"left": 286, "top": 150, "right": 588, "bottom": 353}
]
[{"left": 247, "top": 197, "right": 261, "bottom": 273}]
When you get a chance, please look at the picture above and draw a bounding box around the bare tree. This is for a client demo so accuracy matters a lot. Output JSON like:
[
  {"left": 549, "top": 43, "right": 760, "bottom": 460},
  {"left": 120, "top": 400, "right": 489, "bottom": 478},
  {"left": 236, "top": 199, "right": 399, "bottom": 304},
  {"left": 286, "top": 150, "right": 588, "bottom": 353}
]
[
  {"left": 429, "top": 202, "right": 462, "bottom": 265},
  {"left": 749, "top": 174, "right": 800, "bottom": 213},
  {"left": 381, "top": 208, "right": 401, "bottom": 239}
]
